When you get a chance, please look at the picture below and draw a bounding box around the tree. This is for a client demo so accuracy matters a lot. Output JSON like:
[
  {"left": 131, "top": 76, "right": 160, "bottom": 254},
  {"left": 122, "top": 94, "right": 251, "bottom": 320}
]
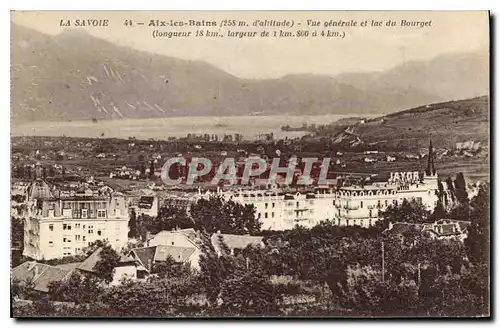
[
  {"left": 190, "top": 195, "right": 261, "bottom": 235},
  {"left": 454, "top": 172, "right": 469, "bottom": 204},
  {"left": 11, "top": 216, "right": 24, "bottom": 249},
  {"left": 465, "top": 183, "right": 489, "bottom": 265},
  {"left": 82, "top": 239, "right": 108, "bottom": 257},
  {"left": 380, "top": 199, "right": 430, "bottom": 224},
  {"left": 153, "top": 205, "right": 194, "bottom": 232},
  {"left": 197, "top": 233, "right": 235, "bottom": 306},
  {"left": 445, "top": 177, "right": 456, "bottom": 203},
  {"left": 429, "top": 200, "right": 446, "bottom": 221},
  {"left": 11, "top": 278, "right": 22, "bottom": 298},
  {"left": 219, "top": 271, "right": 281, "bottom": 316},
  {"left": 461, "top": 262, "right": 489, "bottom": 316},
  {"left": 93, "top": 244, "right": 121, "bottom": 284},
  {"left": 133, "top": 206, "right": 194, "bottom": 236},
  {"left": 99, "top": 277, "right": 198, "bottom": 316},
  {"left": 128, "top": 208, "right": 138, "bottom": 238},
  {"left": 150, "top": 255, "right": 193, "bottom": 280},
  {"left": 121, "top": 239, "right": 145, "bottom": 255},
  {"left": 149, "top": 160, "right": 155, "bottom": 179},
  {"left": 136, "top": 214, "right": 151, "bottom": 241},
  {"left": 31, "top": 294, "right": 55, "bottom": 316},
  {"left": 48, "top": 271, "right": 103, "bottom": 304},
  {"left": 338, "top": 265, "right": 419, "bottom": 316}
]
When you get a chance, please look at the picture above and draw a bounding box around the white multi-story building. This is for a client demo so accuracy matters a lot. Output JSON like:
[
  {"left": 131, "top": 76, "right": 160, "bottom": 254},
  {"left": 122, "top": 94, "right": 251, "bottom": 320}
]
[
  {"left": 229, "top": 188, "right": 336, "bottom": 230},
  {"left": 193, "top": 141, "right": 440, "bottom": 231},
  {"left": 191, "top": 186, "right": 336, "bottom": 230},
  {"left": 333, "top": 141, "right": 439, "bottom": 228},
  {"left": 22, "top": 181, "right": 130, "bottom": 260}
]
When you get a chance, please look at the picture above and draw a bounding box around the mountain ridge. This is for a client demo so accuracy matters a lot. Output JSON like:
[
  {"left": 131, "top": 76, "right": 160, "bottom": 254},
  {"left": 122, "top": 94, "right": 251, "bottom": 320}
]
[
  {"left": 11, "top": 23, "right": 489, "bottom": 123},
  {"left": 326, "top": 96, "right": 489, "bottom": 150}
]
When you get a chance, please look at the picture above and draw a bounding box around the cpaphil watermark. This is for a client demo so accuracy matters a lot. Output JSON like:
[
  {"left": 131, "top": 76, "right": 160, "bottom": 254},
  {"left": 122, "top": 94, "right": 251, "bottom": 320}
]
[{"left": 160, "top": 157, "right": 338, "bottom": 186}]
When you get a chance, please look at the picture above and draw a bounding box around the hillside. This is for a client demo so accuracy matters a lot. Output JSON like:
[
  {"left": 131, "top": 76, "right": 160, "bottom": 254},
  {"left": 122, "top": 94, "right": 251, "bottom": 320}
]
[
  {"left": 11, "top": 24, "right": 489, "bottom": 123},
  {"left": 326, "top": 96, "right": 489, "bottom": 150}
]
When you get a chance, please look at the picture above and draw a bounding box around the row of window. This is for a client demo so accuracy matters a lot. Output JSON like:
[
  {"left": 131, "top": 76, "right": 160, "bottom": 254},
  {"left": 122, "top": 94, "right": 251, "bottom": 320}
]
[
  {"left": 336, "top": 190, "right": 397, "bottom": 197},
  {"left": 264, "top": 202, "right": 276, "bottom": 209},
  {"left": 61, "top": 201, "right": 107, "bottom": 210},
  {"left": 49, "top": 240, "right": 89, "bottom": 246},
  {"left": 359, "top": 199, "right": 391, "bottom": 209},
  {"left": 258, "top": 212, "right": 275, "bottom": 219},
  {"left": 336, "top": 199, "right": 400, "bottom": 209},
  {"left": 338, "top": 218, "right": 375, "bottom": 227},
  {"left": 49, "top": 223, "right": 112, "bottom": 232}
]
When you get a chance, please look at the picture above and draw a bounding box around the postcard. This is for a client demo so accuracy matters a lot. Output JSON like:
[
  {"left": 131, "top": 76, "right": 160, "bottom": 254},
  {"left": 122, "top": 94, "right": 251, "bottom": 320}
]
[{"left": 10, "top": 10, "right": 490, "bottom": 318}]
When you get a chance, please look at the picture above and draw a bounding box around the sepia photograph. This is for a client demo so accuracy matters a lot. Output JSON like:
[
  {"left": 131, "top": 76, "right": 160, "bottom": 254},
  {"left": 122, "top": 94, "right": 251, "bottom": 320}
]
[{"left": 9, "top": 10, "right": 490, "bottom": 318}]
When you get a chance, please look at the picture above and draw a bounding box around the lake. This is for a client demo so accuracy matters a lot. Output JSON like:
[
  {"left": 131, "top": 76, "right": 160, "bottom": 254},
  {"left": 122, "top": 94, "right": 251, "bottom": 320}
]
[{"left": 11, "top": 114, "right": 379, "bottom": 140}]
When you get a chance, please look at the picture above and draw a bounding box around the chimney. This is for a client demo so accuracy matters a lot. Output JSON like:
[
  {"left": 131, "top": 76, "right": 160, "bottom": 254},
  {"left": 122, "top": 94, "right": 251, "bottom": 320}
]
[
  {"left": 147, "top": 259, "right": 152, "bottom": 271},
  {"left": 388, "top": 221, "right": 393, "bottom": 230}
]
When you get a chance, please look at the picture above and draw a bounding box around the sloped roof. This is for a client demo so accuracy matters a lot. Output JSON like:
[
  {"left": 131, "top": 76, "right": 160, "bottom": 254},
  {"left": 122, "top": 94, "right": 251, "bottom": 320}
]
[
  {"left": 154, "top": 245, "right": 196, "bottom": 262},
  {"left": 149, "top": 229, "right": 200, "bottom": 248},
  {"left": 55, "top": 262, "right": 83, "bottom": 271},
  {"left": 77, "top": 248, "right": 104, "bottom": 273},
  {"left": 211, "top": 233, "right": 264, "bottom": 250},
  {"left": 79, "top": 248, "right": 138, "bottom": 273},
  {"left": 120, "top": 254, "right": 136, "bottom": 263},
  {"left": 12, "top": 262, "right": 72, "bottom": 292},
  {"left": 129, "top": 245, "right": 197, "bottom": 270},
  {"left": 131, "top": 246, "right": 157, "bottom": 268}
]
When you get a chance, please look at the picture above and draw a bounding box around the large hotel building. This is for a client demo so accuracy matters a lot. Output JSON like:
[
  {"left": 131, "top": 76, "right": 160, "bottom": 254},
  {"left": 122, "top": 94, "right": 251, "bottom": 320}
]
[
  {"left": 22, "top": 180, "right": 129, "bottom": 260},
  {"left": 196, "top": 141, "right": 440, "bottom": 230}
]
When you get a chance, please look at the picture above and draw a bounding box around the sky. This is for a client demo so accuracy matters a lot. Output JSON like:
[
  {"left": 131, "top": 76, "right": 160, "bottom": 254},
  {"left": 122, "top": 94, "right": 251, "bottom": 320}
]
[{"left": 11, "top": 11, "right": 489, "bottom": 79}]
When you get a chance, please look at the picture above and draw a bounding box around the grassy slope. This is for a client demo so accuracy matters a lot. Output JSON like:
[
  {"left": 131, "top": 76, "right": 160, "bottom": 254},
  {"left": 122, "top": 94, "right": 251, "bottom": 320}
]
[{"left": 352, "top": 96, "right": 489, "bottom": 150}]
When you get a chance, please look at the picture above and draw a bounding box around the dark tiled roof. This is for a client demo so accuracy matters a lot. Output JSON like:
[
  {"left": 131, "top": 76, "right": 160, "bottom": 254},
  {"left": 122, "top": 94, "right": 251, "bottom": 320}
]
[
  {"left": 55, "top": 262, "right": 82, "bottom": 271},
  {"left": 12, "top": 262, "right": 72, "bottom": 292},
  {"left": 131, "top": 245, "right": 197, "bottom": 266},
  {"left": 34, "top": 267, "right": 71, "bottom": 292},
  {"left": 77, "top": 248, "right": 103, "bottom": 273},
  {"left": 131, "top": 246, "right": 157, "bottom": 268}
]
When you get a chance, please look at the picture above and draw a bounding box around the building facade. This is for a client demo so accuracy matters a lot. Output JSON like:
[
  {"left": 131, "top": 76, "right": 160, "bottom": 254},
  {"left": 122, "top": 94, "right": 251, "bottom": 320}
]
[
  {"left": 23, "top": 184, "right": 130, "bottom": 260},
  {"left": 193, "top": 141, "right": 440, "bottom": 231},
  {"left": 332, "top": 141, "right": 439, "bottom": 228}
]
